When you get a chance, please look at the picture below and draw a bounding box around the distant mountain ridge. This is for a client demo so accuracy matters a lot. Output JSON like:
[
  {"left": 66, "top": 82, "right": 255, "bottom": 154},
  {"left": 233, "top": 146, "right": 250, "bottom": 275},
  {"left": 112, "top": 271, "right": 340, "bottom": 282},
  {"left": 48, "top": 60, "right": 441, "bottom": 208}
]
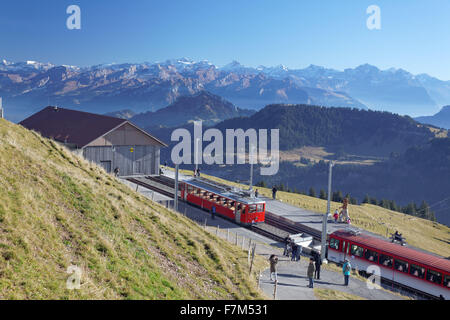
[
  {"left": 1, "top": 57, "right": 449, "bottom": 122},
  {"left": 131, "top": 91, "right": 254, "bottom": 128},
  {"left": 415, "top": 106, "right": 450, "bottom": 129}
]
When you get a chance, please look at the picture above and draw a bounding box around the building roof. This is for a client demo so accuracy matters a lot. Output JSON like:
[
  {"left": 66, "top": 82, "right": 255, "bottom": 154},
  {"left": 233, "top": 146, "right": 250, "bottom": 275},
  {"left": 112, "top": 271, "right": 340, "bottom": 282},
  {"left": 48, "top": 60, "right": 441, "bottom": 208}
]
[
  {"left": 332, "top": 230, "right": 450, "bottom": 273},
  {"left": 20, "top": 106, "right": 166, "bottom": 148},
  {"left": 185, "top": 178, "right": 265, "bottom": 205}
]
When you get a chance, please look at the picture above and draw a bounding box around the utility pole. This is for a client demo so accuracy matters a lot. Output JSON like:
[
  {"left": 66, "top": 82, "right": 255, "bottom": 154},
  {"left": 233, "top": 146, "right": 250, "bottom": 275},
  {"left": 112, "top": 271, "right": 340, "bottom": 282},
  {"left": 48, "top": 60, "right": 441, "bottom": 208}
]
[
  {"left": 174, "top": 164, "right": 179, "bottom": 211},
  {"left": 321, "top": 160, "right": 334, "bottom": 262},
  {"left": 249, "top": 144, "right": 256, "bottom": 191},
  {"left": 0, "top": 97, "right": 3, "bottom": 119},
  {"left": 195, "top": 138, "right": 199, "bottom": 176}
]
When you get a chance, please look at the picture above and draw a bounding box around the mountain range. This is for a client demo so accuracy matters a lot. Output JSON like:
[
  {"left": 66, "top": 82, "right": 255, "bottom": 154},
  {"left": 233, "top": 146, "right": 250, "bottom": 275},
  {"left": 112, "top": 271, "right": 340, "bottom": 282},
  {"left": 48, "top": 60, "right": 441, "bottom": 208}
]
[
  {"left": 131, "top": 91, "right": 254, "bottom": 128},
  {"left": 2, "top": 58, "right": 450, "bottom": 123},
  {"left": 415, "top": 105, "right": 450, "bottom": 129}
]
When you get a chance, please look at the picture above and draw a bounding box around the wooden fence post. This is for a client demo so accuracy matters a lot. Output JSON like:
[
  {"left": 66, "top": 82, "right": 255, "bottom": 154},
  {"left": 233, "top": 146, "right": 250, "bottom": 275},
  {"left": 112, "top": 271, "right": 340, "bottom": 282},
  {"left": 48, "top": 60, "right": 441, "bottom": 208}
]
[{"left": 249, "top": 243, "right": 256, "bottom": 274}]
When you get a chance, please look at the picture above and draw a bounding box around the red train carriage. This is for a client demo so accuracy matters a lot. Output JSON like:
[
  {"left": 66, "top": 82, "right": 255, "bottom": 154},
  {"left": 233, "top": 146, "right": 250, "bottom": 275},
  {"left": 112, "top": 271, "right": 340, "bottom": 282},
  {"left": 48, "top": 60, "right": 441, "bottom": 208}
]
[
  {"left": 180, "top": 178, "right": 265, "bottom": 225},
  {"left": 328, "top": 229, "right": 450, "bottom": 299}
]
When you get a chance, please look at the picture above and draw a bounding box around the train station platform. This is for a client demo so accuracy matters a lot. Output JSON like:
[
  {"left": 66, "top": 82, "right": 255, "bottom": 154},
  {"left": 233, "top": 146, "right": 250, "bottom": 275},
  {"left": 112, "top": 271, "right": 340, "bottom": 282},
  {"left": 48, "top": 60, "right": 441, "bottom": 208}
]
[{"left": 265, "top": 198, "right": 357, "bottom": 236}]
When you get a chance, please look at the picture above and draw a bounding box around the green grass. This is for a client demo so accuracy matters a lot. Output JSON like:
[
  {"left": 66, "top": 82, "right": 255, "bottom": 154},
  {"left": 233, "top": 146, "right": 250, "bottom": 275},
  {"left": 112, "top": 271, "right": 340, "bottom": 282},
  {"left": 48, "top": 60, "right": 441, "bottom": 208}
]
[
  {"left": 314, "top": 288, "right": 366, "bottom": 300},
  {"left": 0, "top": 119, "right": 267, "bottom": 299}
]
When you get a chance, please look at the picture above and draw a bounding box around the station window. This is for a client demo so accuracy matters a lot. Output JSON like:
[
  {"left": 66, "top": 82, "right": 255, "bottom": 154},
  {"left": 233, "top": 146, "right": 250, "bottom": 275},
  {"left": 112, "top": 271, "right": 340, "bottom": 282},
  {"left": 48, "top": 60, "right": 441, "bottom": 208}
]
[
  {"left": 350, "top": 244, "right": 364, "bottom": 257},
  {"left": 364, "top": 249, "right": 378, "bottom": 263},
  {"left": 444, "top": 275, "right": 450, "bottom": 288},
  {"left": 409, "top": 264, "right": 425, "bottom": 279},
  {"left": 329, "top": 238, "right": 340, "bottom": 250},
  {"left": 379, "top": 254, "right": 393, "bottom": 268},
  {"left": 426, "top": 269, "right": 442, "bottom": 285},
  {"left": 394, "top": 259, "right": 409, "bottom": 273}
]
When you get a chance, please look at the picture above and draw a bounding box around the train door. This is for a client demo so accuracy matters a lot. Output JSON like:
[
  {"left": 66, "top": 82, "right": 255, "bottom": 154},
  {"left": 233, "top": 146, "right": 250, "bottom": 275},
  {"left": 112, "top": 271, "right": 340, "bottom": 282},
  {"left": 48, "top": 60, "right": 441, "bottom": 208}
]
[
  {"left": 342, "top": 240, "right": 350, "bottom": 260},
  {"left": 235, "top": 203, "right": 242, "bottom": 224}
]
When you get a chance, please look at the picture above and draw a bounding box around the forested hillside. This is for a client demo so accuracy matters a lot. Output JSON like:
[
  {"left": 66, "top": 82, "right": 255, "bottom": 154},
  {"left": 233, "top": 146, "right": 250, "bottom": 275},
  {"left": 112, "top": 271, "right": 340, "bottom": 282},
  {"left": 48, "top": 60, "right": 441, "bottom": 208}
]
[{"left": 216, "top": 104, "right": 436, "bottom": 156}]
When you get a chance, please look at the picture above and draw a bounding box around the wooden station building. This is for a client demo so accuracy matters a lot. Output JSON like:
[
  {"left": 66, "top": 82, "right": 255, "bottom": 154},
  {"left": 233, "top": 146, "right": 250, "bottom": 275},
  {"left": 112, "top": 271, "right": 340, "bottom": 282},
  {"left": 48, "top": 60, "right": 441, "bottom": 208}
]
[{"left": 20, "top": 106, "right": 167, "bottom": 176}]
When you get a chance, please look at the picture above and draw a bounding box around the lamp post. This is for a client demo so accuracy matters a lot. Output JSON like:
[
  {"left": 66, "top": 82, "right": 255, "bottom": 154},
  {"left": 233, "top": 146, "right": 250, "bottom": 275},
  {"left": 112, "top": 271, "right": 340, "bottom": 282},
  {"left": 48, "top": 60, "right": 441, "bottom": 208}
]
[
  {"left": 195, "top": 138, "right": 200, "bottom": 175},
  {"left": 321, "top": 160, "right": 335, "bottom": 262},
  {"left": 174, "top": 164, "right": 179, "bottom": 211},
  {"left": 249, "top": 144, "right": 256, "bottom": 191}
]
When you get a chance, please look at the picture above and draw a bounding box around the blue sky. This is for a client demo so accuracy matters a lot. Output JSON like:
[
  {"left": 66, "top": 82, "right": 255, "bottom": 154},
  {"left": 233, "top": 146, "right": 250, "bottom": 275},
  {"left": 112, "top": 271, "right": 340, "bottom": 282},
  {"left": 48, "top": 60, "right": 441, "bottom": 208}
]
[{"left": 1, "top": 0, "right": 449, "bottom": 79}]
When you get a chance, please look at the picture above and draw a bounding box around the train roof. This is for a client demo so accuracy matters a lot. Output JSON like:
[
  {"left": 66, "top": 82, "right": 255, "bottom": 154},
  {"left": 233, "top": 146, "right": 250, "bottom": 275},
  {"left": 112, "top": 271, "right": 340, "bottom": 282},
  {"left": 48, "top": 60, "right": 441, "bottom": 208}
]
[
  {"left": 184, "top": 178, "right": 265, "bottom": 205},
  {"left": 331, "top": 230, "right": 450, "bottom": 273}
]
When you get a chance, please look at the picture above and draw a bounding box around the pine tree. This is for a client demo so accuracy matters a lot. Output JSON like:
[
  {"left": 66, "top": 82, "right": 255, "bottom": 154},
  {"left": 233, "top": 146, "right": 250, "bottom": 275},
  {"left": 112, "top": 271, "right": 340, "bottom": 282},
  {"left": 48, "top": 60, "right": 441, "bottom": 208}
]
[
  {"left": 363, "top": 194, "right": 370, "bottom": 204},
  {"left": 319, "top": 189, "right": 327, "bottom": 200},
  {"left": 309, "top": 187, "right": 316, "bottom": 198}
]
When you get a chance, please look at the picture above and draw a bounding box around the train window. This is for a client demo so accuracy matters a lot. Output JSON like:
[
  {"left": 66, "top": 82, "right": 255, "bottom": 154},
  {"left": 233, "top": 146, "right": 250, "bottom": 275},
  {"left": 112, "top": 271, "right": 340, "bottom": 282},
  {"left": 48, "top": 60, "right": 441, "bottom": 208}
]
[
  {"left": 329, "top": 238, "right": 339, "bottom": 250},
  {"left": 364, "top": 249, "right": 378, "bottom": 262},
  {"left": 409, "top": 264, "right": 425, "bottom": 279},
  {"left": 350, "top": 244, "right": 364, "bottom": 257},
  {"left": 394, "top": 259, "right": 409, "bottom": 273},
  {"left": 379, "top": 254, "right": 393, "bottom": 268},
  {"left": 249, "top": 205, "right": 257, "bottom": 213},
  {"left": 426, "top": 269, "right": 442, "bottom": 285},
  {"left": 257, "top": 204, "right": 264, "bottom": 212},
  {"left": 444, "top": 275, "right": 450, "bottom": 288}
]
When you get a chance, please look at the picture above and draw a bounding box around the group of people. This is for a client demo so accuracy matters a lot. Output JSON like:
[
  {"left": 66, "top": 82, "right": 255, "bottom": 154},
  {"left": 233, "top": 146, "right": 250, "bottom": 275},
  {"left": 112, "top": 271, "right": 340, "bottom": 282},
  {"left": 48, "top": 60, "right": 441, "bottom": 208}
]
[
  {"left": 283, "top": 236, "right": 301, "bottom": 261},
  {"left": 332, "top": 198, "right": 351, "bottom": 224},
  {"left": 270, "top": 242, "right": 352, "bottom": 289}
]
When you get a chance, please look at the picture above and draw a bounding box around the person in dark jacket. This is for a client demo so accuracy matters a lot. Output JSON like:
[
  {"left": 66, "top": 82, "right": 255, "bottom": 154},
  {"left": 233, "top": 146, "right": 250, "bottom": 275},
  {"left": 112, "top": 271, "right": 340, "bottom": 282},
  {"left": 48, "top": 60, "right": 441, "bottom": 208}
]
[
  {"left": 313, "top": 251, "right": 322, "bottom": 280},
  {"left": 269, "top": 255, "right": 278, "bottom": 282},
  {"left": 307, "top": 258, "right": 316, "bottom": 288},
  {"left": 272, "top": 187, "right": 277, "bottom": 200},
  {"left": 291, "top": 243, "right": 299, "bottom": 261},
  {"left": 283, "top": 236, "right": 290, "bottom": 256},
  {"left": 211, "top": 205, "right": 216, "bottom": 220}
]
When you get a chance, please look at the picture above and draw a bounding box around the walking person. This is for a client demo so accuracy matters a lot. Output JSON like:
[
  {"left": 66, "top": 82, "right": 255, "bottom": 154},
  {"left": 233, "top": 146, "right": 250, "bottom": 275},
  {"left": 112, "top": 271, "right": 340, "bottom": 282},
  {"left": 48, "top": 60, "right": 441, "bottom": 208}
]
[
  {"left": 113, "top": 167, "right": 119, "bottom": 177},
  {"left": 272, "top": 186, "right": 277, "bottom": 200},
  {"left": 343, "top": 259, "right": 352, "bottom": 286},
  {"left": 307, "top": 258, "right": 316, "bottom": 288},
  {"left": 255, "top": 189, "right": 259, "bottom": 198},
  {"left": 313, "top": 251, "right": 322, "bottom": 280},
  {"left": 269, "top": 254, "right": 279, "bottom": 282},
  {"left": 291, "top": 243, "right": 299, "bottom": 261},
  {"left": 283, "top": 236, "right": 290, "bottom": 256}
]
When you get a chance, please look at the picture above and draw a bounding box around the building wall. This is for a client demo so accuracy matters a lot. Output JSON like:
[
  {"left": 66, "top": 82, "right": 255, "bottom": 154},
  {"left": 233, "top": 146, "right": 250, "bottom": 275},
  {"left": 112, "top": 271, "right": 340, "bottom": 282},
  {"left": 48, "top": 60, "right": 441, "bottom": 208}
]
[
  {"left": 87, "top": 122, "right": 162, "bottom": 147},
  {"left": 83, "top": 145, "right": 160, "bottom": 176}
]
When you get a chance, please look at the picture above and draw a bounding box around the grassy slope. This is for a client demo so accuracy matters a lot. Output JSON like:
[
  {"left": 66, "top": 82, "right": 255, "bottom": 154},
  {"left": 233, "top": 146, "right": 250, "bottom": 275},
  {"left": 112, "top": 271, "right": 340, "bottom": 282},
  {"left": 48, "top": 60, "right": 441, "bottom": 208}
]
[
  {"left": 314, "top": 288, "right": 366, "bottom": 300},
  {"left": 0, "top": 119, "right": 267, "bottom": 299},
  {"left": 182, "top": 171, "right": 450, "bottom": 258}
]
